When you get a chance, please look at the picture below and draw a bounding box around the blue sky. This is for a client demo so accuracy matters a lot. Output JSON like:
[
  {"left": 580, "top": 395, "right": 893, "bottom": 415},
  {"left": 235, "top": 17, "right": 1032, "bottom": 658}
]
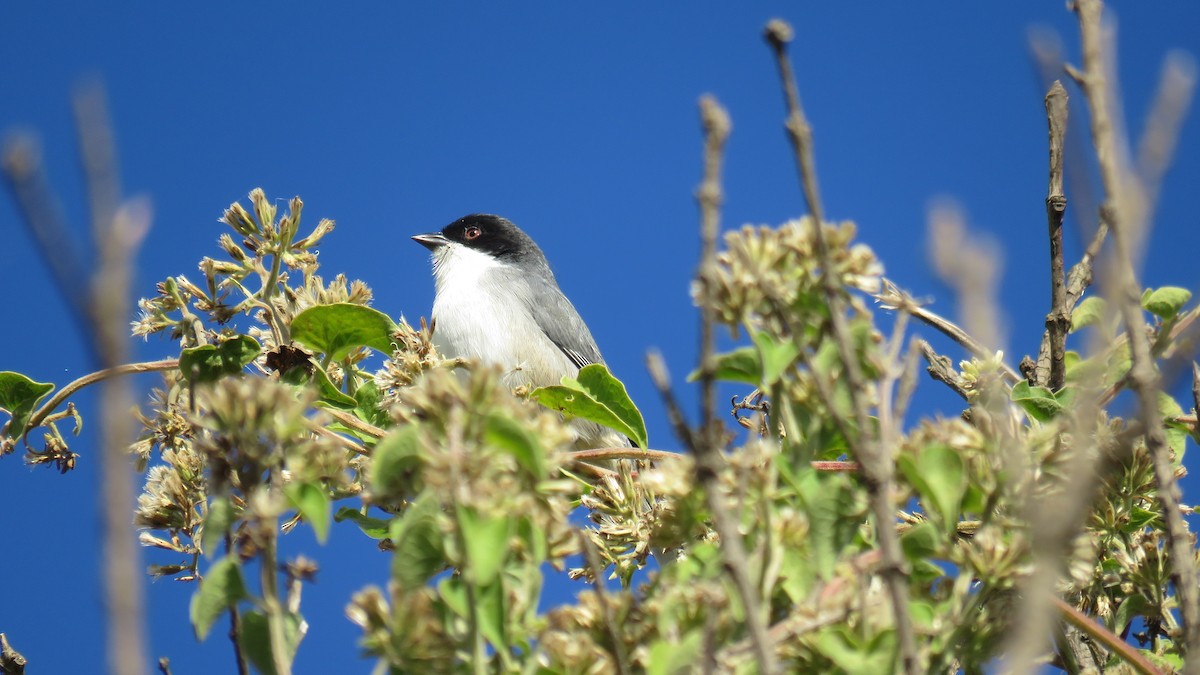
[{"left": 2, "top": 2, "right": 1200, "bottom": 673}]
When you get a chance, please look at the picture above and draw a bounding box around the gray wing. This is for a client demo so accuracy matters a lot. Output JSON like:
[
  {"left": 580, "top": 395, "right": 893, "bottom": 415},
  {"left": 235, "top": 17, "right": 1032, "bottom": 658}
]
[{"left": 523, "top": 274, "right": 605, "bottom": 371}]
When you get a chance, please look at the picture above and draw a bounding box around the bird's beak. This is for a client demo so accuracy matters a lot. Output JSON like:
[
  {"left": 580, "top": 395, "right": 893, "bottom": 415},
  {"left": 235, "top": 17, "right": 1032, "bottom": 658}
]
[{"left": 412, "top": 232, "right": 449, "bottom": 250}]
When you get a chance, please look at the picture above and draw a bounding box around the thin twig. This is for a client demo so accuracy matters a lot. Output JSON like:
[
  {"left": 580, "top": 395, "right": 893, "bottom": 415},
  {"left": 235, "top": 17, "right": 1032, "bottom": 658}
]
[
  {"left": 877, "top": 281, "right": 1021, "bottom": 384},
  {"left": 674, "top": 91, "right": 778, "bottom": 675},
  {"left": 75, "top": 83, "right": 150, "bottom": 675},
  {"left": 570, "top": 448, "right": 857, "bottom": 474},
  {"left": 309, "top": 422, "right": 368, "bottom": 456},
  {"left": 1136, "top": 52, "right": 1197, "bottom": 227},
  {"left": 1, "top": 137, "right": 92, "bottom": 343},
  {"left": 11, "top": 359, "right": 180, "bottom": 439},
  {"left": 1042, "top": 81, "right": 1070, "bottom": 391},
  {"left": 764, "top": 19, "right": 919, "bottom": 674},
  {"left": 1052, "top": 597, "right": 1163, "bottom": 675},
  {"left": 324, "top": 408, "right": 386, "bottom": 440},
  {"left": 1193, "top": 363, "right": 1200, "bottom": 420},
  {"left": 1069, "top": 1, "right": 1200, "bottom": 670},
  {"left": 569, "top": 448, "right": 680, "bottom": 464}
]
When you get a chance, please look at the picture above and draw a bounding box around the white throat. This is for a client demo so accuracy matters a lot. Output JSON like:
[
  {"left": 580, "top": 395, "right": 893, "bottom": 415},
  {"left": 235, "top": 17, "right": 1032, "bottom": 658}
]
[{"left": 430, "top": 242, "right": 506, "bottom": 295}]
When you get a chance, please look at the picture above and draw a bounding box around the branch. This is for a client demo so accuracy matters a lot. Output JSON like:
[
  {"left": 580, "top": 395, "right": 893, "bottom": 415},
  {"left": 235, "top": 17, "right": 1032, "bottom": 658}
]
[
  {"left": 12, "top": 359, "right": 180, "bottom": 439},
  {"left": 764, "top": 19, "right": 919, "bottom": 674},
  {"left": 1052, "top": 597, "right": 1163, "bottom": 675},
  {"left": 656, "top": 91, "right": 777, "bottom": 675},
  {"left": 324, "top": 408, "right": 386, "bottom": 440},
  {"left": 76, "top": 82, "right": 151, "bottom": 675},
  {"left": 877, "top": 281, "right": 1021, "bottom": 385},
  {"left": 1042, "top": 81, "right": 1070, "bottom": 391},
  {"left": 1069, "top": 1, "right": 1200, "bottom": 670}
]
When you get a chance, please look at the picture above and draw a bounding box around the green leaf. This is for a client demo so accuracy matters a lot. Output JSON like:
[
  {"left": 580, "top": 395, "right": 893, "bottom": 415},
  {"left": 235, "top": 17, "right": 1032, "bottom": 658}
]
[
  {"left": 646, "top": 630, "right": 704, "bottom": 675},
  {"left": 1010, "top": 381, "right": 1063, "bottom": 422},
  {"left": 688, "top": 346, "right": 760, "bottom": 385},
  {"left": 284, "top": 482, "right": 331, "bottom": 544},
  {"left": 899, "top": 520, "right": 942, "bottom": 561},
  {"left": 201, "top": 498, "right": 235, "bottom": 558},
  {"left": 1142, "top": 286, "right": 1192, "bottom": 319},
  {"left": 531, "top": 364, "right": 648, "bottom": 449},
  {"left": 485, "top": 413, "right": 544, "bottom": 478},
  {"left": 473, "top": 573, "right": 508, "bottom": 652},
  {"left": 908, "top": 600, "right": 937, "bottom": 631},
  {"left": 816, "top": 627, "right": 897, "bottom": 675},
  {"left": 189, "top": 556, "right": 248, "bottom": 640},
  {"left": 438, "top": 576, "right": 470, "bottom": 618},
  {"left": 1159, "top": 392, "right": 1188, "bottom": 464},
  {"left": 353, "top": 380, "right": 391, "bottom": 428},
  {"left": 900, "top": 445, "right": 966, "bottom": 536},
  {"left": 0, "top": 371, "right": 54, "bottom": 439},
  {"left": 291, "top": 303, "right": 397, "bottom": 361},
  {"left": 795, "top": 470, "right": 860, "bottom": 580},
  {"left": 310, "top": 362, "right": 357, "bottom": 409},
  {"left": 457, "top": 505, "right": 510, "bottom": 587},
  {"left": 1071, "top": 296, "right": 1107, "bottom": 332},
  {"left": 1112, "top": 593, "right": 1148, "bottom": 634},
  {"left": 238, "top": 609, "right": 305, "bottom": 675},
  {"left": 333, "top": 507, "right": 391, "bottom": 539},
  {"left": 389, "top": 495, "right": 446, "bottom": 588},
  {"left": 752, "top": 331, "right": 800, "bottom": 386},
  {"left": 178, "top": 335, "right": 262, "bottom": 383},
  {"left": 370, "top": 426, "right": 423, "bottom": 499}
]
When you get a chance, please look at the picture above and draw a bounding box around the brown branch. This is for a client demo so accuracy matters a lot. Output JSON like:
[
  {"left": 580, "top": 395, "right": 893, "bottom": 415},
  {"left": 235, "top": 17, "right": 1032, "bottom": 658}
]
[
  {"left": 1069, "top": 1, "right": 1200, "bottom": 670},
  {"left": 1193, "top": 363, "right": 1200, "bottom": 420},
  {"left": 764, "top": 19, "right": 919, "bottom": 675},
  {"left": 877, "top": 280, "right": 1021, "bottom": 385},
  {"left": 324, "top": 408, "right": 386, "bottom": 440},
  {"left": 675, "top": 91, "right": 777, "bottom": 675},
  {"left": 1043, "top": 81, "right": 1070, "bottom": 391},
  {"left": 570, "top": 448, "right": 857, "bottom": 474},
  {"left": 1135, "top": 51, "right": 1197, "bottom": 246},
  {"left": 1, "top": 137, "right": 92, "bottom": 336},
  {"left": 77, "top": 83, "right": 150, "bottom": 675},
  {"left": 11, "top": 359, "right": 180, "bottom": 439},
  {"left": 1052, "top": 596, "right": 1163, "bottom": 675}
]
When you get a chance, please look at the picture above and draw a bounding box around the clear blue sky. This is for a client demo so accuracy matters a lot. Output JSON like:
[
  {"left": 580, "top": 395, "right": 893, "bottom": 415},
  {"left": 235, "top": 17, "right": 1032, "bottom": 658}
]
[{"left": 2, "top": 3, "right": 1199, "bottom": 673}]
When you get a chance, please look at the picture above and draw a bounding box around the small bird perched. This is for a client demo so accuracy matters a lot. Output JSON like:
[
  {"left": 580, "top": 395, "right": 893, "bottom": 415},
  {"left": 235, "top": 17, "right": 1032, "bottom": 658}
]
[{"left": 413, "top": 214, "right": 627, "bottom": 449}]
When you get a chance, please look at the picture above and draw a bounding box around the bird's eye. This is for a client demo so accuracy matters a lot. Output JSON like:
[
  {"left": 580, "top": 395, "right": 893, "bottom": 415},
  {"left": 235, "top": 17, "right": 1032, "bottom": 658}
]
[{"left": 464, "top": 225, "right": 482, "bottom": 241}]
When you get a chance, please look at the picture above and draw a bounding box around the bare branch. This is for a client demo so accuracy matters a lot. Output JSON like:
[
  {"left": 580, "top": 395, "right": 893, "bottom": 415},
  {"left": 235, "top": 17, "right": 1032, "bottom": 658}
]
[
  {"left": 643, "top": 91, "right": 777, "bottom": 675},
  {"left": 764, "top": 19, "right": 919, "bottom": 674},
  {"left": 878, "top": 280, "right": 1022, "bottom": 385},
  {"left": 1043, "top": 81, "right": 1071, "bottom": 391},
  {"left": 75, "top": 82, "right": 150, "bottom": 675},
  {"left": 1069, "top": 0, "right": 1200, "bottom": 669},
  {"left": 1052, "top": 597, "right": 1164, "bottom": 675},
  {"left": 1136, "top": 51, "right": 1197, "bottom": 228}
]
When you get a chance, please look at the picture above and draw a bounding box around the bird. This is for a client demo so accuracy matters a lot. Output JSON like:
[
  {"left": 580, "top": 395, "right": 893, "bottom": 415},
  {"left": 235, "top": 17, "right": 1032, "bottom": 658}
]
[{"left": 412, "top": 214, "right": 627, "bottom": 450}]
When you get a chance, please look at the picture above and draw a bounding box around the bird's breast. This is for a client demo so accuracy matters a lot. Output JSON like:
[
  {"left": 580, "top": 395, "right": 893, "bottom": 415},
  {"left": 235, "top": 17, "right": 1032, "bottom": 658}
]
[{"left": 431, "top": 268, "right": 576, "bottom": 389}]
